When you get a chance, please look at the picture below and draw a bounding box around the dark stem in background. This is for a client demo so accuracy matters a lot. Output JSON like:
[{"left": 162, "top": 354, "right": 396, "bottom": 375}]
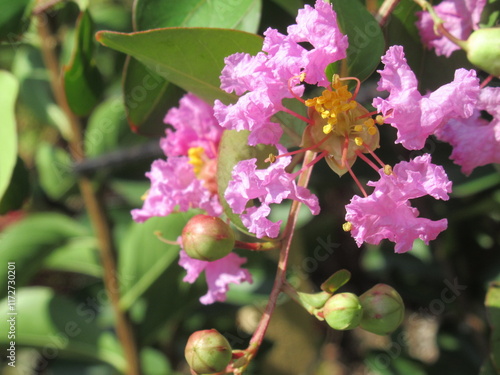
[{"left": 36, "top": 13, "right": 142, "bottom": 375}]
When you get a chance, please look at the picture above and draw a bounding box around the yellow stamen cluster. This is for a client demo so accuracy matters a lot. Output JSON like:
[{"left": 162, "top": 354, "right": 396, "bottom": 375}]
[
  {"left": 305, "top": 76, "right": 357, "bottom": 134},
  {"left": 188, "top": 147, "right": 205, "bottom": 174},
  {"left": 342, "top": 222, "right": 352, "bottom": 232}
]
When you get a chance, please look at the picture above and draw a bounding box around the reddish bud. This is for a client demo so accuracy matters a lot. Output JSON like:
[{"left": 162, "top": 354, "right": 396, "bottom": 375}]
[
  {"left": 182, "top": 215, "right": 235, "bottom": 261},
  {"left": 185, "top": 329, "right": 232, "bottom": 374}
]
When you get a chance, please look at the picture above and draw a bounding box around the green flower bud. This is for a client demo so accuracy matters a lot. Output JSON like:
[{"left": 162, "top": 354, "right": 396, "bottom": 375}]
[
  {"left": 359, "top": 284, "right": 404, "bottom": 336},
  {"left": 182, "top": 215, "right": 235, "bottom": 261},
  {"left": 184, "top": 329, "right": 232, "bottom": 374},
  {"left": 323, "top": 292, "right": 363, "bottom": 330},
  {"left": 466, "top": 28, "right": 500, "bottom": 76}
]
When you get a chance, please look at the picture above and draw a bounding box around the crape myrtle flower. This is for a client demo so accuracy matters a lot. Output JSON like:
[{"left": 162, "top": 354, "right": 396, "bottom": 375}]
[
  {"left": 215, "top": 1, "right": 468, "bottom": 250},
  {"left": 416, "top": 0, "right": 487, "bottom": 57},
  {"left": 373, "top": 45, "right": 480, "bottom": 150},
  {"left": 179, "top": 249, "right": 253, "bottom": 305},
  {"left": 214, "top": 0, "right": 348, "bottom": 146},
  {"left": 435, "top": 86, "right": 500, "bottom": 175},
  {"left": 131, "top": 93, "right": 223, "bottom": 222},
  {"left": 345, "top": 154, "right": 452, "bottom": 253},
  {"left": 225, "top": 145, "right": 320, "bottom": 239}
]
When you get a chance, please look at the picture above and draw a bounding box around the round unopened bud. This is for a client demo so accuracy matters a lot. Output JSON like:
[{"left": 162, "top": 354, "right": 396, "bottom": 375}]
[
  {"left": 185, "top": 329, "right": 232, "bottom": 374},
  {"left": 323, "top": 292, "right": 363, "bottom": 330},
  {"left": 466, "top": 28, "right": 500, "bottom": 76},
  {"left": 359, "top": 284, "right": 404, "bottom": 336},
  {"left": 182, "top": 215, "right": 235, "bottom": 261}
]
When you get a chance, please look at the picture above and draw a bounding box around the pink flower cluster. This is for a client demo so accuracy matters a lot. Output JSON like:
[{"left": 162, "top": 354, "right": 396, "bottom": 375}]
[
  {"left": 214, "top": 0, "right": 348, "bottom": 146},
  {"left": 225, "top": 146, "right": 320, "bottom": 238},
  {"left": 131, "top": 93, "right": 223, "bottom": 222},
  {"left": 346, "top": 155, "right": 452, "bottom": 253}
]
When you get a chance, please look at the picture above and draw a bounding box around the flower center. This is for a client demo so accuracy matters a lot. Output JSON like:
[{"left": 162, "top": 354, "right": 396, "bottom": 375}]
[
  {"left": 188, "top": 146, "right": 218, "bottom": 195},
  {"left": 301, "top": 75, "right": 380, "bottom": 176}
]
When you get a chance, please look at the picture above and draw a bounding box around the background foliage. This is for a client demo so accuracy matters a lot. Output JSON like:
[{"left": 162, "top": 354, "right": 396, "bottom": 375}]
[{"left": 0, "top": 0, "right": 499, "bottom": 374}]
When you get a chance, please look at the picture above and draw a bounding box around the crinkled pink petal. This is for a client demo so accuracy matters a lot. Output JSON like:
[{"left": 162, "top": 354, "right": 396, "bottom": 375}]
[
  {"left": 178, "top": 250, "right": 253, "bottom": 305},
  {"left": 346, "top": 154, "right": 451, "bottom": 252},
  {"left": 346, "top": 193, "right": 448, "bottom": 253},
  {"left": 241, "top": 205, "right": 282, "bottom": 239},
  {"left": 287, "top": 0, "right": 348, "bottom": 86},
  {"left": 416, "top": 0, "right": 486, "bottom": 57},
  {"left": 436, "top": 87, "right": 500, "bottom": 175},
  {"left": 131, "top": 158, "right": 222, "bottom": 222},
  {"left": 225, "top": 147, "right": 320, "bottom": 238},
  {"left": 161, "top": 93, "right": 222, "bottom": 158},
  {"left": 373, "top": 46, "right": 479, "bottom": 150},
  {"left": 370, "top": 154, "right": 452, "bottom": 201},
  {"left": 214, "top": 90, "right": 284, "bottom": 146},
  {"left": 215, "top": 0, "right": 346, "bottom": 145}
]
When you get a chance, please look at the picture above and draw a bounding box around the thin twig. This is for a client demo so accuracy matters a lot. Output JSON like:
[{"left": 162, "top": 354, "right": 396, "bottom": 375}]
[
  {"left": 36, "top": 15, "right": 142, "bottom": 375},
  {"left": 376, "top": 0, "right": 401, "bottom": 27},
  {"left": 237, "top": 150, "right": 317, "bottom": 373}
]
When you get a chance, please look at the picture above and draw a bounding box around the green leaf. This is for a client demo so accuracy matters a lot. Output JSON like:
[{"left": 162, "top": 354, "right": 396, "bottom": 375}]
[
  {"left": 270, "top": 0, "right": 303, "bottom": 16},
  {"left": 124, "top": 0, "right": 262, "bottom": 135},
  {"left": 43, "top": 237, "right": 102, "bottom": 277},
  {"left": 0, "top": 287, "right": 126, "bottom": 371},
  {"left": 63, "top": 10, "right": 103, "bottom": 116},
  {"left": 320, "top": 269, "right": 351, "bottom": 294},
  {"left": 485, "top": 282, "right": 500, "bottom": 372},
  {"left": 216, "top": 130, "right": 276, "bottom": 234},
  {"left": 119, "top": 212, "right": 198, "bottom": 311},
  {"left": 133, "top": 0, "right": 262, "bottom": 32},
  {"left": 123, "top": 58, "right": 184, "bottom": 136},
  {"left": 97, "top": 28, "right": 263, "bottom": 105},
  {"left": 35, "top": 142, "right": 77, "bottom": 200},
  {"left": 0, "top": 156, "right": 30, "bottom": 214},
  {"left": 329, "top": 0, "right": 385, "bottom": 83},
  {"left": 0, "top": 70, "right": 19, "bottom": 202},
  {"left": 0, "top": 213, "right": 90, "bottom": 300},
  {"left": 0, "top": 0, "right": 34, "bottom": 41}
]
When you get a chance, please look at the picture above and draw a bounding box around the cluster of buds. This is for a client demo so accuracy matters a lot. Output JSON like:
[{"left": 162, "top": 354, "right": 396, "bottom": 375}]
[{"left": 322, "top": 284, "right": 405, "bottom": 335}]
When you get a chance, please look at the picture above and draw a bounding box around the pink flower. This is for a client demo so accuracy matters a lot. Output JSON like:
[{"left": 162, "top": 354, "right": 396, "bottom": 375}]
[
  {"left": 179, "top": 250, "right": 253, "bottom": 305},
  {"left": 131, "top": 158, "right": 222, "bottom": 222},
  {"left": 416, "top": 0, "right": 486, "bottom": 57},
  {"left": 161, "top": 93, "right": 222, "bottom": 158},
  {"left": 132, "top": 93, "right": 223, "bottom": 222},
  {"left": 214, "top": 0, "right": 348, "bottom": 146},
  {"left": 345, "top": 154, "right": 451, "bottom": 253},
  {"left": 225, "top": 147, "right": 320, "bottom": 238},
  {"left": 372, "top": 45, "right": 480, "bottom": 150},
  {"left": 435, "top": 87, "right": 500, "bottom": 175}
]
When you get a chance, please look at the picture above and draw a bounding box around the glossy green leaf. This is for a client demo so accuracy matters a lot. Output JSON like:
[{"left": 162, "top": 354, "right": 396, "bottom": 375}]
[
  {"left": 320, "top": 269, "right": 351, "bottom": 294},
  {"left": 0, "top": 71, "right": 19, "bottom": 202},
  {"left": 0, "top": 214, "right": 90, "bottom": 300},
  {"left": 35, "top": 142, "right": 77, "bottom": 200},
  {"left": 63, "top": 10, "right": 103, "bottom": 116},
  {"left": 43, "top": 237, "right": 102, "bottom": 277},
  {"left": 216, "top": 130, "right": 276, "bottom": 234},
  {"left": 123, "top": 58, "right": 184, "bottom": 136},
  {"left": 97, "top": 28, "right": 263, "bottom": 105},
  {"left": 84, "top": 96, "right": 147, "bottom": 158},
  {"left": 485, "top": 282, "right": 500, "bottom": 372},
  {"left": 0, "top": 156, "right": 30, "bottom": 214},
  {"left": 124, "top": 0, "right": 261, "bottom": 135},
  {"left": 0, "top": 0, "right": 34, "bottom": 41},
  {"left": 133, "top": 0, "right": 261, "bottom": 31},
  {"left": 329, "top": 0, "right": 385, "bottom": 83},
  {"left": 119, "top": 212, "right": 198, "bottom": 311},
  {"left": 0, "top": 287, "right": 126, "bottom": 371}
]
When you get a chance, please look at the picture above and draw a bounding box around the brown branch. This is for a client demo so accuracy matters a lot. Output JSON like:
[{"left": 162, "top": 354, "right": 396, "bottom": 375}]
[{"left": 36, "top": 14, "right": 141, "bottom": 375}]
